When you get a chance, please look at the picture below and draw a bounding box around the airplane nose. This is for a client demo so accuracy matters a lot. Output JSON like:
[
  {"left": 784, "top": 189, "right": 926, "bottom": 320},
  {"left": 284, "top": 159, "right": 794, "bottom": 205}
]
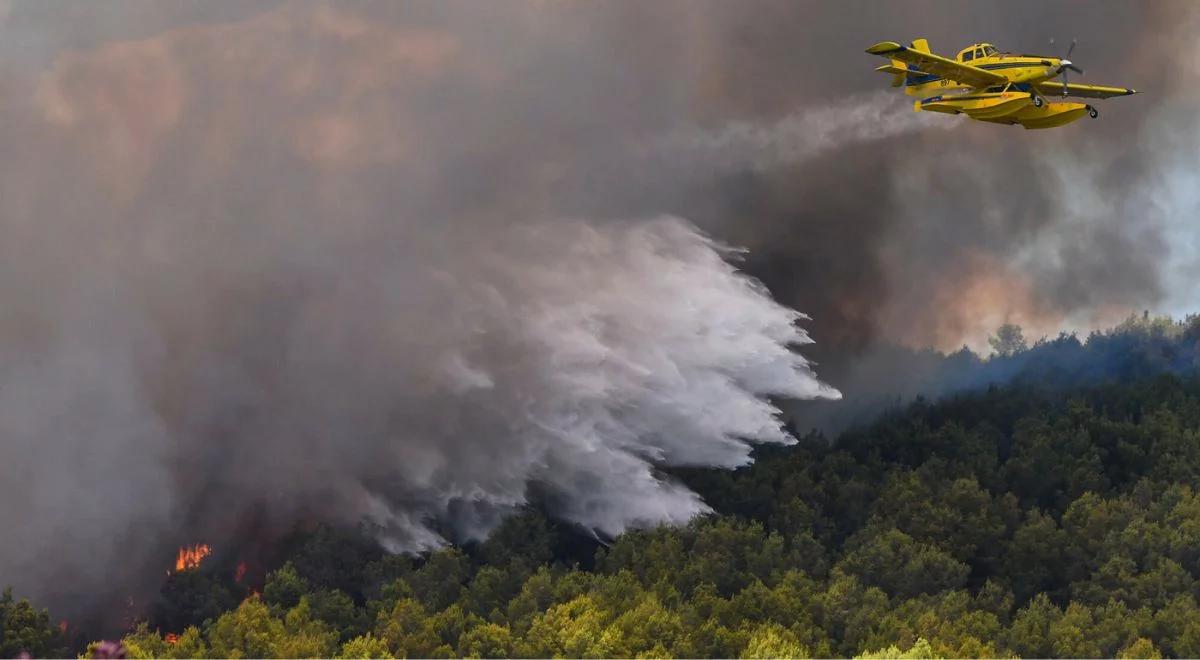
[{"left": 1060, "top": 59, "right": 1072, "bottom": 68}]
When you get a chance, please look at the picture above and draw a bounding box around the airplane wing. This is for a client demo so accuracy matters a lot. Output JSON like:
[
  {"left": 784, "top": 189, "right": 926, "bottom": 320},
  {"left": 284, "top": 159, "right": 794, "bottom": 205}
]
[
  {"left": 1032, "top": 81, "right": 1138, "bottom": 99},
  {"left": 866, "top": 41, "right": 1006, "bottom": 88}
]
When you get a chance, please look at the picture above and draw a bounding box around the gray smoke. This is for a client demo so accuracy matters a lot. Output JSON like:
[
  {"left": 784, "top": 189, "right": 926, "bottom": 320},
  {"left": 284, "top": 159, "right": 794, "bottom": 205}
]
[
  {"left": 0, "top": 0, "right": 1198, "bottom": 620},
  {"left": 0, "top": 1, "right": 848, "bottom": 617}
]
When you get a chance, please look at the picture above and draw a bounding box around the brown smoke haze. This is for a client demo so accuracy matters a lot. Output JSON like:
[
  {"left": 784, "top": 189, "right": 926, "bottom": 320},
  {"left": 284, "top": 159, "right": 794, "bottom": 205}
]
[{"left": 1, "top": 0, "right": 1199, "bottom": 621}]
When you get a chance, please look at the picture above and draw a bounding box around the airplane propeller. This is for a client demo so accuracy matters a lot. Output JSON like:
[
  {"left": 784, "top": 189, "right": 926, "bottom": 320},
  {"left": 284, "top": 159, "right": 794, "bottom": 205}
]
[{"left": 1049, "top": 38, "right": 1085, "bottom": 97}]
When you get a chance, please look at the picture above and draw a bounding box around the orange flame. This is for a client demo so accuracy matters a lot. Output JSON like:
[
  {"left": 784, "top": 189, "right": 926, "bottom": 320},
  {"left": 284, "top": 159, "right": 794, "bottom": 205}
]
[
  {"left": 174, "top": 544, "right": 211, "bottom": 572},
  {"left": 235, "top": 561, "right": 247, "bottom": 583},
  {"left": 58, "top": 620, "right": 69, "bottom": 634},
  {"left": 165, "top": 633, "right": 179, "bottom": 645}
]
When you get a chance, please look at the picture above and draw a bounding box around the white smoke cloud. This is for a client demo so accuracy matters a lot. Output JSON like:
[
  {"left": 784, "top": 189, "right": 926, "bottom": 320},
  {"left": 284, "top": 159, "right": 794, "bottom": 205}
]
[
  {"left": 239, "top": 214, "right": 839, "bottom": 549},
  {"left": 0, "top": 207, "right": 837, "bottom": 611}
]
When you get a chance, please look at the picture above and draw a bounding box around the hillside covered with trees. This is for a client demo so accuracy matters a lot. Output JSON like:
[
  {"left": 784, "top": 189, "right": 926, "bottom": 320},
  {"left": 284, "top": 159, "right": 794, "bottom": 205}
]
[{"left": 7, "top": 315, "right": 1200, "bottom": 658}]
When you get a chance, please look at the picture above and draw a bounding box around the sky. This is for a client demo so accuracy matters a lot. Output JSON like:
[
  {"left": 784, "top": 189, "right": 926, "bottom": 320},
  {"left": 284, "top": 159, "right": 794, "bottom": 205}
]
[{"left": 1, "top": 0, "right": 1199, "bottom": 625}]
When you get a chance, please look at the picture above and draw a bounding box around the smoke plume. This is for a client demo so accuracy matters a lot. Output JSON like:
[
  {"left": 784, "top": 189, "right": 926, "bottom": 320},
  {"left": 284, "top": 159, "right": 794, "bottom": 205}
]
[
  {"left": 0, "top": 1, "right": 848, "bottom": 619},
  {"left": 0, "top": 0, "right": 1198, "bottom": 621}
]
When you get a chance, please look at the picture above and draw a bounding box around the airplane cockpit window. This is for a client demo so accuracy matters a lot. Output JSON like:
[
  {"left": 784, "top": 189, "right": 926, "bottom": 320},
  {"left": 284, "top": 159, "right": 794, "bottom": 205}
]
[
  {"left": 984, "top": 46, "right": 998, "bottom": 56},
  {"left": 963, "top": 50, "right": 974, "bottom": 62},
  {"left": 974, "top": 48, "right": 984, "bottom": 59}
]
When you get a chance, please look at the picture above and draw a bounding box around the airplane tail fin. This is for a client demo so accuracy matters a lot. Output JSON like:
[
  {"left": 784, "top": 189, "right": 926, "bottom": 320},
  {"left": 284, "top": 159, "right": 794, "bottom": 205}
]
[
  {"left": 873, "top": 58, "right": 910, "bottom": 87},
  {"left": 870, "top": 39, "right": 932, "bottom": 90}
]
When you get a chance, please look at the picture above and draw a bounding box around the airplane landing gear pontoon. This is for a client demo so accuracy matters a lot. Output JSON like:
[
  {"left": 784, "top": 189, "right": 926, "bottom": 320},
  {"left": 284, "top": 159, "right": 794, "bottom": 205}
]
[{"left": 1087, "top": 105, "right": 1099, "bottom": 119}]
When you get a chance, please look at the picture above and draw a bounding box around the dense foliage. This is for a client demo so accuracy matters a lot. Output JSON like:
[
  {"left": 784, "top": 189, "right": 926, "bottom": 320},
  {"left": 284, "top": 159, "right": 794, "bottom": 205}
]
[
  {"left": 0, "top": 589, "right": 68, "bottom": 658},
  {"left": 7, "top": 315, "right": 1200, "bottom": 658}
]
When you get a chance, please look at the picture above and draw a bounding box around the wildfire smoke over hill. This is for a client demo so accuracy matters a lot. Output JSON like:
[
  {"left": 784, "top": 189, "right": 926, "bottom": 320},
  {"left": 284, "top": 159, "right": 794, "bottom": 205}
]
[{"left": 0, "top": 0, "right": 1198, "bottom": 628}]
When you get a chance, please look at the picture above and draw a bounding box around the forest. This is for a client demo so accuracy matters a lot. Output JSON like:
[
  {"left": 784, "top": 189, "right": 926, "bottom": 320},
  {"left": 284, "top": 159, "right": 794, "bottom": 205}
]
[{"left": 6, "top": 314, "right": 1200, "bottom": 658}]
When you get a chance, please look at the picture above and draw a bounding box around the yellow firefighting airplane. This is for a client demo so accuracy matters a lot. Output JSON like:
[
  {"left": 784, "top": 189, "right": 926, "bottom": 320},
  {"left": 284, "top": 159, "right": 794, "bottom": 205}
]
[{"left": 867, "top": 39, "right": 1137, "bottom": 128}]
